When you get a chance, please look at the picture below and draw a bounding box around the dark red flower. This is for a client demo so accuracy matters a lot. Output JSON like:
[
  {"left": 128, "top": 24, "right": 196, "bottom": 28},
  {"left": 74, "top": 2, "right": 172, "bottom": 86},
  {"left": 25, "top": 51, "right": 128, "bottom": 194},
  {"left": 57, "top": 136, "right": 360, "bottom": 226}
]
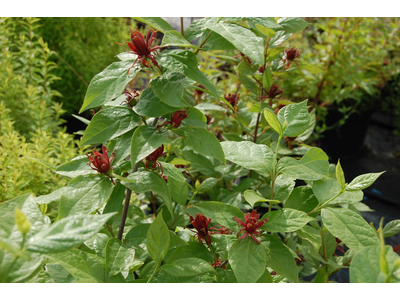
[
  {"left": 233, "top": 211, "right": 268, "bottom": 244},
  {"left": 258, "top": 65, "right": 265, "bottom": 73},
  {"left": 267, "top": 84, "right": 283, "bottom": 99},
  {"left": 187, "top": 213, "right": 214, "bottom": 245},
  {"left": 212, "top": 258, "right": 226, "bottom": 269},
  {"left": 224, "top": 93, "right": 240, "bottom": 110},
  {"left": 144, "top": 145, "right": 165, "bottom": 170},
  {"left": 194, "top": 84, "right": 206, "bottom": 104},
  {"left": 86, "top": 145, "right": 116, "bottom": 184},
  {"left": 295, "top": 252, "right": 305, "bottom": 265},
  {"left": 118, "top": 28, "right": 161, "bottom": 73},
  {"left": 214, "top": 226, "right": 232, "bottom": 235},
  {"left": 171, "top": 110, "right": 189, "bottom": 128},
  {"left": 283, "top": 48, "right": 301, "bottom": 67},
  {"left": 122, "top": 90, "right": 139, "bottom": 107}
]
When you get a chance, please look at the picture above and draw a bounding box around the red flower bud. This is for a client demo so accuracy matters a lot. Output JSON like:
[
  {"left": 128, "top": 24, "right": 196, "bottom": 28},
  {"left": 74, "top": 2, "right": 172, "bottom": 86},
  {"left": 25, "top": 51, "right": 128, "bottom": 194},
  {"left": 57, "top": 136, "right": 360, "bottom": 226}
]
[
  {"left": 224, "top": 93, "right": 240, "bottom": 108},
  {"left": 233, "top": 210, "right": 268, "bottom": 244},
  {"left": 86, "top": 145, "right": 116, "bottom": 184},
  {"left": 284, "top": 48, "right": 302, "bottom": 62},
  {"left": 144, "top": 145, "right": 165, "bottom": 169},
  {"left": 187, "top": 213, "right": 214, "bottom": 245},
  {"left": 171, "top": 110, "right": 188, "bottom": 128},
  {"left": 267, "top": 84, "right": 283, "bottom": 99}
]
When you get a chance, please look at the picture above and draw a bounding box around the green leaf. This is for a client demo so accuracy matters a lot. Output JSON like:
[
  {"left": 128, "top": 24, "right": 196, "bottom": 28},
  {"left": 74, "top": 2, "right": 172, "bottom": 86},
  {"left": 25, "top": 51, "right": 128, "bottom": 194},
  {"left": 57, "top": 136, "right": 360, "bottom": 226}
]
[
  {"left": 181, "top": 107, "right": 207, "bottom": 128},
  {"left": 336, "top": 160, "right": 346, "bottom": 190},
  {"left": 150, "top": 72, "right": 191, "bottom": 107},
  {"left": 157, "top": 50, "right": 219, "bottom": 100},
  {"left": 161, "top": 30, "right": 199, "bottom": 49},
  {"left": 81, "top": 107, "right": 141, "bottom": 146},
  {"left": 321, "top": 208, "right": 380, "bottom": 251},
  {"left": 45, "top": 264, "right": 77, "bottom": 283},
  {"left": 197, "top": 29, "right": 236, "bottom": 51},
  {"left": 45, "top": 249, "right": 105, "bottom": 283},
  {"left": 277, "top": 147, "right": 329, "bottom": 180},
  {"left": 204, "top": 21, "right": 265, "bottom": 65},
  {"left": 168, "top": 177, "right": 188, "bottom": 206},
  {"left": 350, "top": 246, "right": 400, "bottom": 283},
  {"left": 261, "top": 208, "right": 313, "bottom": 232},
  {"left": 58, "top": 175, "right": 114, "bottom": 219},
  {"left": 278, "top": 17, "right": 310, "bottom": 33},
  {"left": 160, "top": 162, "right": 185, "bottom": 182},
  {"left": 55, "top": 155, "right": 97, "bottom": 178},
  {"left": 130, "top": 125, "right": 168, "bottom": 166},
  {"left": 133, "top": 88, "right": 179, "bottom": 117},
  {"left": 262, "top": 235, "right": 299, "bottom": 282},
  {"left": 297, "top": 225, "right": 322, "bottom": 251},
  {"left": 258, "top": 174, "right": 295, "bottom": 202},
  {"left": 311, "top": 178, "right": 342, "bottom": 204},
  {"left": 244, "top": 190, "right": 280, "bottom": 208},
  {"left": 107, "top": 129, "right": 135, "bottom": 165},
  {"left": 295, "top": 108, "right": 316, "bottom": 142},
  {"left": 177, "top": 127, "right": 225, "bottom": 163},
  {"left": 105, "top": 238, "right": 136, "bottom": 280},
  {"left": 125, "top": 224, "right": 150, "bottom": 248},
  {"left": 277, "top": 100, "right": 310, "bottom": 137},
  {"left": 121, "top": 171, "right": 173, "bottom": 217},
  {"left": 162, "top": 258, "right": 216, "bottom": 277},
  {"left": 238, "top": 60, "right": 258, "bottom": 95},
  {"left": 167, "top": 242, "right": 214, "bottom": 263},
  {"left": 35, "top": 187, "right": 67, "bottom": 205},
  {"left": 15, "top": 208, "right": 31, "bottom": 235},
  {"left": 79, "top": 60, "right": 141, "bottom": 113},
  {"left": 269, "top": 31, "right": 292, "bottom": 48},
  {"left": 298, "top": 63, "right": 324, "bottom": 74},
  {"left": 255, "top": 24, "right": 276, "bottom": 38},
  {"left": 132, "top": 17, "right": 174, "bottom": 32},
  {"left": 184, "top": 201, "right": 243, "bottom": 231},
  {"left": 229, "top": 238, "right": 266, "bottom": 283},
  {"left": 346, "top": 172, "right": 385, "bottom": 191},
  {"left": 146, "top": 212, "right": 171, "bottom": 264},
  {"left": 284, "top": 186, "right": 319, "bottom": 214},
  {"left": 221, "top": 141, "right": 274, "bottom": 177},
  {"left": 197, "top": 178, "right": 219, "bottom": 193},
  {"left": 262, "top": 65, "right": 273, "bottom": 91},
  {"left": 181, "top": 150, "right": 217, "bottom": 177},
  {"left": 27, "top": 213, "right": 116, "bottom": 253},
  {"left": 0, "top": 237, "right": 31, "bottom": 261},
  {"left": 383, "top": 220, "right": 400, "bottom": 238},
  {"left": 264, "top": 108, "right": 282, "bottom": 135}
]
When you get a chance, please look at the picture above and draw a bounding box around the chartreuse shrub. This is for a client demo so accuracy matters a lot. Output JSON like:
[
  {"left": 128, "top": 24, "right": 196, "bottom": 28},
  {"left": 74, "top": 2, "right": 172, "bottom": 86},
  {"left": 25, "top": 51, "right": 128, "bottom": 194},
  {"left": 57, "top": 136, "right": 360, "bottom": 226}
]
[
  {"left": 0, "top": 17, "right": 82, "bottom": 201},
  {"left": 1, "top": 17, "right": 399, "bottom": 283}
]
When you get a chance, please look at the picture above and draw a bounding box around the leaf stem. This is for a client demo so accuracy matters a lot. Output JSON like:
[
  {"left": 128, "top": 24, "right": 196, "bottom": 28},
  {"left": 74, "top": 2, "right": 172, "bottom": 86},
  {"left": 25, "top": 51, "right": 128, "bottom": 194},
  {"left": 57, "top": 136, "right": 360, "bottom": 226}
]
[
  {"left": 307, "top": 191, "right": 343, "bottom": 215},
  {"left": 268, "top": 134, "right": 283, "bottom": 212},
  {"left": 147, "top": 262, "right": 161, "bottom": 283}
]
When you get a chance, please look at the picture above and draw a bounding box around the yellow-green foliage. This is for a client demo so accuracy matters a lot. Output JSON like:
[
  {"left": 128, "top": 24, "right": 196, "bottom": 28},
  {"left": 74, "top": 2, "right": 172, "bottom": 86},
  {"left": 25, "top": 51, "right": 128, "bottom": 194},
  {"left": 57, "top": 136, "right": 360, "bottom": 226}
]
[{"left": 0, "top": 17, "right": 82, "bottom": 201}]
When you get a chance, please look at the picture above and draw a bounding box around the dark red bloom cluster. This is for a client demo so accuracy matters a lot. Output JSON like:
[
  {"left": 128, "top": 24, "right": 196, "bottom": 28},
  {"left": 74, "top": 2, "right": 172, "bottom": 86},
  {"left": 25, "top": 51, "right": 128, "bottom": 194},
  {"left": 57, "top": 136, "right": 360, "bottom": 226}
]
[
  {"left": 267, "top": 84, "right": 283, "bottom": 99},
  {"left": 187, "top": 213, "right": 214, "bottom": 245},
  {"left": 194, "top": 84, "right": 206, "bottom": 104},
  {"left": 118, "top": 28, "right": 161, "bottom": 73},
  {"left": 214, "top": 226, "right": 232, "bottom": 235},
  {"left": 171, "top": 110, "right": 189, "bottom": 128},
  {"left": 144, "top": 145, "right": 165, "bottom": 170},
  {"left": 86, "top": 145, "right": 116, "bottom": 184},
  {"left": 123, "top": 90, "right": 139, "bottom": 107},
  {"left": 212, "top": 258, "right": 226, "bottom": 269},
  {"left": 258, "top": 65, "right": 265, "bottom": 73},
  {"left": 224, "top": 93, "right": 240, "bottom": 111},
  {"left": 283, "top": 48, "right": 301, "bottom": 68},
  {"left": 233, "top": 211, "right": 268, "bottom": 244}
]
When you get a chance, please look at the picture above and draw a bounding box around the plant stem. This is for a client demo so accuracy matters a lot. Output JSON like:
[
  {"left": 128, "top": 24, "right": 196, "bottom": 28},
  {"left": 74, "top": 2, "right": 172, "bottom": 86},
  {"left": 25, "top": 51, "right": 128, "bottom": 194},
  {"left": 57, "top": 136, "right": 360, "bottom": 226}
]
[
  {"left": 180, "top": 17, "right": 184, "bottom": 36},
  {"left": 147, "top": 262, "right": 161, "bottom": 283},
  {"left": 117, "top": 186, "right": 133, "bottom": 240},
  {"left": 194, "top": 31, "right": 212, "bottom": 55},
  {"left": 268, "top": 134, "right": 283, "bottom": 212},
  {"left": 307, "top": 190, "right": 343, "bottom": 215}
]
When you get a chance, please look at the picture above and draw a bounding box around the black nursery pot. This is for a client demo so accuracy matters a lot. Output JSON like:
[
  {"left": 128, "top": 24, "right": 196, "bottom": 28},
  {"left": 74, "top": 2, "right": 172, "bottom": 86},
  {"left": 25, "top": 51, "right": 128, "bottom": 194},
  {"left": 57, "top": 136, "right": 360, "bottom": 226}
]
[{"left": 319, "top": 109, "right": 373, "bottom": 161}]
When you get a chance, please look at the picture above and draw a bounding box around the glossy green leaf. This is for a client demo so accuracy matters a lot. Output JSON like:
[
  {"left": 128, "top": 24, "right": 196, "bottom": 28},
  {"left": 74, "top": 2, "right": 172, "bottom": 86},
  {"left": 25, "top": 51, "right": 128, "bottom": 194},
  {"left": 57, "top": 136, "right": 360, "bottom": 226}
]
[
  {"left": 255, "top": 24, "right": 276, "bottom": 38},
  {"left": 258, "top": 174, "right": 295, "bottom": 202},
  {"left": 146, "top": 212, "right": 170, "bottom": 264},
  {"left": 262, "top": 65, "right": 273, "bottom": 91},
  {"left": 221, "top": 141, "right": 274, "bottom": 177},
  {"left": 150, "top": 72, "right": 191, "bottom": 107},
  {"left": 336, "top": 160, "right": 346, "bottom": 190},
  {"left": 350, "top": 246, "right": 400, "bottom": 283},
  {"left": 229, "top": 238, "right": 266, "bottom": 283},
  {"left": 160, "top": 162, "right": 185, "bottom": 182},
  {"left": 181, "top": 107, "right": 207, "bottom": 128},
  {"left": 157, "top": 50, "right": 219, "bottom": 100},
  {"left": 35, "top": 187, "right": 67, "bottom": 205},
  {"left": 197, "top": 29, "right": 236, "bottom": 51},
  {"left": 297, "top": 225, "right": 322, "bottom": 251},
  {"left": 168, "top": 177, "right": 188, "bottom": 206},
  {"left": 298, "top": 63, "right": 324, "bottom": 74},
  {"left": 27, "top": 213, "right": 116, "bottom": 253},
  {"left": 269, "top": 31, "right": 292, "bottom": 48},
  {"left": 383, "top": 220, "right": 400, "bottom": 238},
  {"left": 277, "top": 100, "right": 310, "bottom": 137},
  {"left": 105, "top": 238, "right": 136, "bottom": 279},
  {"left": 45, "top": 249, "right": 105, "bottom": 283},
  {"left": 277, "top": 147, "right": 329, "bottom": 180},
  {"left": 177, "top": 126, "right": 225, "bottom": 163},
  {"left": 264, "top": 108, "right": 283, "bottom": 135},
  {"left": 278, "top": 17, "right": 310, "bottom": 33},
  {"left": 121, "top": 171, "right": 173, "bottom": 217},
  {"left": 125, "top": 224, "right": 150, "bottom": 248},
  {"left": 132, "top": 17, "right": 174, "bottom": 32},
  {"left": 244, "top": 190, "right": 280, "bottom": 208},
  {"left": 45, "top": 264, "right": 77, "bottom": 283},
  {"left": 184, "top": 201, "right": 243, "bottom": 231},
  {"left": 204, "top": 21, "right": 264, "bottom": 65},
  {"left": 133, "top": 88, "right": 179, "bottom": 117},
  {"left": 346, "top": 172, "right": 385, "bottom": 191},
  {"left": 181, "top": 150, "right": 216, "bottom": 177},
  {"left": 103, "top": 181, "right": 126, "bottom": 224},
  {"left": 84, "top": 233, "right": 110, "bottom": 257},
  {"left": 162, "top": 258, "right": 216, "bottom": 277},
  {"left": 296, "top": 108, "right": 316, "bottom": 142},
  {"left": 311, "top": 178, "right": 342, "bottom": 204},
  {"left": 284, "top": 186, "right": 319, "bottom": 214},
  {"left": 81, "top": 107, "right": 141, "bottom": 146},
  {"left": 79, "top": 60, "right": 141, "bottom": 113},
  {"left": 161, "top": 30, "right": 199, "bottom": 49},
  {"left": 238, "top": 60, "right": 258, "bottom": 95},
  {"left": 0, "top": 237, "right": 31, "bottom": 261},
  {"left": 262, "top": 235, "right": 299, "bottom": 282},
  {"left": 167, "top": 242, "right": 214, "bottom": 263},
  {"left": 261, "top": 208, "right": 313, "bottom": 232},
  {"left": 54, "top": 155, "right": 96, "bottom": 178},
  {"left": 321, "top": 208, "right": 380, "bottom": 251},
  {"left": 130, "top": 125, "right": 168, "bottom": 166},
  {"left": 197, "top": 178, "right": 219, "bottom": 193},
  {"left": 58, "top": 175, "right": 114, "bottom": 219}
]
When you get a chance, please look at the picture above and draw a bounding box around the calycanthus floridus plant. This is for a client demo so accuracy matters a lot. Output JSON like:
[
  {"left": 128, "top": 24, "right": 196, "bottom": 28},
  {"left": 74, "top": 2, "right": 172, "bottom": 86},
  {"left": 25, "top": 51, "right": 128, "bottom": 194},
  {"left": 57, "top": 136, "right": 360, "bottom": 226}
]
[{"left": 1, "top": 17, "right": 400, "bottom": 283}]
